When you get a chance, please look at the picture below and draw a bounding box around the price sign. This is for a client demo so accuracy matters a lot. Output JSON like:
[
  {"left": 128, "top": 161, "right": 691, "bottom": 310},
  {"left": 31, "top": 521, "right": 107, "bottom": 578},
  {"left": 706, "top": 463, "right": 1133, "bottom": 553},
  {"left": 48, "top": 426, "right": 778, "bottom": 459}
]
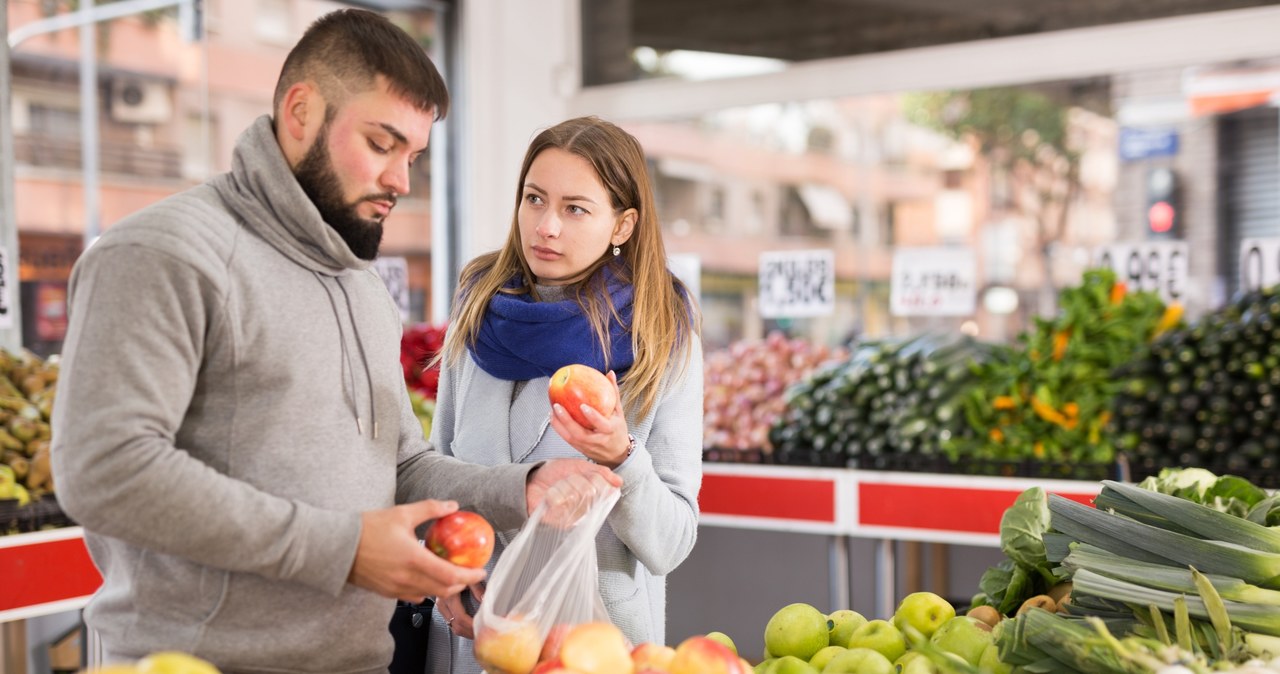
[
  {"left": 1094, "top": 241, "right": 1187, "bottom": 302},
  {"left": 890, "top": 247, "right": 976, "bottom": 316},
  {"left": 758, "top": 249, "right": 835, "bottom": 318},
  {"left": 1239, "top": 238, "right": 1280, "bottom": 293},
  {"left": 668, "top": 253, "right": 702, "bottom": 304},
  {"left": 372, "top": 256, "right": 410, "bottom": 323},
  {"left": 0, "top": 247, "right": 13, "bottom": 330}
]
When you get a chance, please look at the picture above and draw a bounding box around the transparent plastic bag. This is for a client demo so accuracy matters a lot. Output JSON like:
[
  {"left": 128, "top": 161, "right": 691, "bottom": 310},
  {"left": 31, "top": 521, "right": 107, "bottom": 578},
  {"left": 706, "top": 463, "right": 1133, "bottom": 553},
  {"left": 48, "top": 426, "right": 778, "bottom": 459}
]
[{"left": 472, "top": 472, "right": 621, "bottom": 674}]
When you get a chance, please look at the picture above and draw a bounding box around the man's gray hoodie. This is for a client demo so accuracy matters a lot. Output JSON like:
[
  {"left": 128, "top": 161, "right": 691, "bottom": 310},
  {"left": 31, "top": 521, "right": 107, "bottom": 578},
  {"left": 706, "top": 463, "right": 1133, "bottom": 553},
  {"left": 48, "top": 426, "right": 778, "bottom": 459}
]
[{"left": 50, "top": 116, "right": 534, "bottom": 673}]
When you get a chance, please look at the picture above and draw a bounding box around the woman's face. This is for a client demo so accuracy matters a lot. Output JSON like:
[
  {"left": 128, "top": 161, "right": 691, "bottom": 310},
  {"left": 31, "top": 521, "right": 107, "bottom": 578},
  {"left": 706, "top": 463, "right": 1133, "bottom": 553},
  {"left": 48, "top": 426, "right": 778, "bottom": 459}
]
[{"left": 518, "top": 148, "right": 634, "bottom": 286}]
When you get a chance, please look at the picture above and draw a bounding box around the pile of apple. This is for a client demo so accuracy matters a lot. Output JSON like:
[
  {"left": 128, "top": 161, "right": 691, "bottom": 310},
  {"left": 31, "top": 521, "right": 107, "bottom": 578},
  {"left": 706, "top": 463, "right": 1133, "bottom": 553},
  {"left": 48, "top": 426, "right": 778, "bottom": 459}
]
[
  {"left": 749, "top": 592, "right": 1007, "bottom": 674},
  {"left": 476, "top": 619, "right": 753, "bottom": 674}
]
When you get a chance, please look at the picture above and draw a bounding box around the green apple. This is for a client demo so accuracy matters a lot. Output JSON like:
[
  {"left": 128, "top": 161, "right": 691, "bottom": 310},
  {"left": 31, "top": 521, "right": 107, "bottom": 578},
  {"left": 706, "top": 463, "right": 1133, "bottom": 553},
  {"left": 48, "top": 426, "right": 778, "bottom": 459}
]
[
  {"left": 826, "top": 610, "right": 868, "bottom": 648},
  {"left": 893, "top": 651, "right": 937, "bottom": 674},
  {"left": 893, "top": 592, "right": 956, "bottom": 640},
  {"left": 978, "top": 642, "right": 1012, "bottom": 674},
  {"left": 764, "top": 603, "right": 830, "bottom": 661},
  {"left": 769, "top": 655, "right": 819, "bottom": 674},
  {"left": 706, "top": 631, "right": 737, "bottom": 655},
  {"left": 846, "top": 619, "right": 907, "bottom": 663},
  {"left": 929, "top": 616, "right": 994, "bottom": 666},
  {"left": 820, "top": 647, "right": 893, "bottom": 674},
  {"left": 755, "top": 658, "right": 777, "bottom": 674},
  {"left": 809, "top": 646, "right": 845, "bottom": 671}
]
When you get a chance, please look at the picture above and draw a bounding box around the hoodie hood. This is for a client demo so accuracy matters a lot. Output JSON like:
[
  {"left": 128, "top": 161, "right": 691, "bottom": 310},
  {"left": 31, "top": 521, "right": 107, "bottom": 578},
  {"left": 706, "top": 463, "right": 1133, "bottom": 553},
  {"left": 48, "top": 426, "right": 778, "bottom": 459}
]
[{"left": 211, "top": 115, "right": 369, "bottom": 276}]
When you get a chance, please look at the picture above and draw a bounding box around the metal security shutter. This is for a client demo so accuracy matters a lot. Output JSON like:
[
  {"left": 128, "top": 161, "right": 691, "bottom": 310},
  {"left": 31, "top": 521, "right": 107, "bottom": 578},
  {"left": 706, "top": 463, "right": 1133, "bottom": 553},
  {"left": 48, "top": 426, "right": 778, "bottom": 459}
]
[{"left": 1220, "top": 107, "right": 1280, "bottom": 296}]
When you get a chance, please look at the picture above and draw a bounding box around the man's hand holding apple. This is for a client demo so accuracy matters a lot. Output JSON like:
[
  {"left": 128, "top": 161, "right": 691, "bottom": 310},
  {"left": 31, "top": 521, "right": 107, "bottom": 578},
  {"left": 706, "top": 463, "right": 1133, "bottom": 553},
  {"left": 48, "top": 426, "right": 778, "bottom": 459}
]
[{"left": 347, "top": 499, "right": 486, "bottom": 603}]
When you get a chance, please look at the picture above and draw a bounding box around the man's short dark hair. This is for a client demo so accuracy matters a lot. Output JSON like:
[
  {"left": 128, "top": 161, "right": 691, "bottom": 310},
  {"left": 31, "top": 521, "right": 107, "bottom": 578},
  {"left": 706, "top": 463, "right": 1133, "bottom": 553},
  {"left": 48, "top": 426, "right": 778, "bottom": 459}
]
[{"left": 273, "top": 9, "right": 449, "bottom": 121}]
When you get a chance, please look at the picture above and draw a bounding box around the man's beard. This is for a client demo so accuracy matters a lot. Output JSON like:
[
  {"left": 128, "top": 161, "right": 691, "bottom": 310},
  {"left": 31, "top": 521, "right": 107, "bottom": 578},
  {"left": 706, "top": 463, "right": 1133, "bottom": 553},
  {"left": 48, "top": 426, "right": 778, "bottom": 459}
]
[{"left": 293, "top": 124, "right": 394, "bottom": 261}]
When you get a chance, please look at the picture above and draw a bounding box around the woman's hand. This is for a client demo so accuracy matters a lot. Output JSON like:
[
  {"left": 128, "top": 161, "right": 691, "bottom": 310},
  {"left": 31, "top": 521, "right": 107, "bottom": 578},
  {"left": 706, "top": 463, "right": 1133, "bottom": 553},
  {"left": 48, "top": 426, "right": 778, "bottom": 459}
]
[
  {"left": 549, "top": 371, "right": 631, "bottom": 468},
  {"left": 437, "top": 581, "right": 485, "bottom": 640}
]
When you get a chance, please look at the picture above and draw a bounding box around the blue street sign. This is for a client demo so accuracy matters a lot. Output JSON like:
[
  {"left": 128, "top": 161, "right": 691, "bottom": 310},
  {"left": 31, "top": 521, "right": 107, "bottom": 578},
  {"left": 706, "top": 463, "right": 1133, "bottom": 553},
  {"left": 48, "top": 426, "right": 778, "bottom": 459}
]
[{"left": 1119, "top": 127, "right": 1179, "bottom": 162}]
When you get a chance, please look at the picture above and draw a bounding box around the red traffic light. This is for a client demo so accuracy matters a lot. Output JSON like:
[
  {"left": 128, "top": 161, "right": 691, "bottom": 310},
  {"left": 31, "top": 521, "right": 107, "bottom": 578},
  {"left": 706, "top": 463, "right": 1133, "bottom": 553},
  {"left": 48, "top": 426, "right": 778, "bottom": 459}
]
[{"left": 1148, "top": 200, "right": 1175, "bottom": 234}]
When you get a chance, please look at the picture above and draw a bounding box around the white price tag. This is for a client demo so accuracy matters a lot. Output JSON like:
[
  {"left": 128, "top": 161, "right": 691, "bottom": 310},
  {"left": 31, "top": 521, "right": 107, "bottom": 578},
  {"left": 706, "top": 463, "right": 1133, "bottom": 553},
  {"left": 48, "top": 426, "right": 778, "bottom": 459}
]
[
  {"left": 1094, "top": 242, "right": 1188, "bottom": 303},
  {"left": 372, "top": 256, "right": 410, "bottom": 323},
  {"left": 1239, "top": 238, "right": 1280, "bottom": 293},
  {"left": 0, "top": 247, "right": 13, "bottom": 330},
  {"left": 890, "top": 247, "right": 976, "bottom": 316},
  {"left": 758, "top": 249, "right": 835, "bottom": 318},
  {"left": 667, "top": 253, "right": 701, "bottom": 304}
]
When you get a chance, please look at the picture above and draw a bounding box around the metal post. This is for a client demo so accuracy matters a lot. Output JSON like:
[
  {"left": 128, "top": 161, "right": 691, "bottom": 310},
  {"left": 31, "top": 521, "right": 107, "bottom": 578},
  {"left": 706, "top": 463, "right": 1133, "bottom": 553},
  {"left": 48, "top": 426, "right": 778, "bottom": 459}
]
[
  {"left": 875, "top": 538, "right": 896, "bottom": 619},
  {"left": 0, "top": 0, "right": 26, "bottom": 352},
  {"left": 80, "top": 0, "right": 101, "bottom": 247},
  {"left": 828, "top": 534, "right": 850, "bottom": 611}
]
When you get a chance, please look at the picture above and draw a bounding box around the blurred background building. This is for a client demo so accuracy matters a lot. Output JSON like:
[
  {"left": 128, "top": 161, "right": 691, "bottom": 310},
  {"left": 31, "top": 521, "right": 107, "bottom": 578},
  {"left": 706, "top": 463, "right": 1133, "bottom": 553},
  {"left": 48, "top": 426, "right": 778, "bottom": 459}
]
[{"left": 8, "top": 0, "right": 1280, "bottom": 355}]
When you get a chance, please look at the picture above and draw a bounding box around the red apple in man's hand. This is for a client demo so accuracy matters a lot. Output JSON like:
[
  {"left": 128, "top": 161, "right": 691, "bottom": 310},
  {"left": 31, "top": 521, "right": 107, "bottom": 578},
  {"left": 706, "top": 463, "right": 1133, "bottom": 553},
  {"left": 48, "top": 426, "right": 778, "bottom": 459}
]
[
  {"left": 548, "top": 364, "right": 617, "bottom": 428},
  {"left": 424, "top": 511, "right": 495, "bottom": 569}
]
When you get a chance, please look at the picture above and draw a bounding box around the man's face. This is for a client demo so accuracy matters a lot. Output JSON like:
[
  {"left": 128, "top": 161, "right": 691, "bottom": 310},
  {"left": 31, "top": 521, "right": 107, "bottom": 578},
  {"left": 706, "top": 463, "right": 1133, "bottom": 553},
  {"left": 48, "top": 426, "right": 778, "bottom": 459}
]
[{"left": 293, "top": 76, "right": 434, "bottom": 260}]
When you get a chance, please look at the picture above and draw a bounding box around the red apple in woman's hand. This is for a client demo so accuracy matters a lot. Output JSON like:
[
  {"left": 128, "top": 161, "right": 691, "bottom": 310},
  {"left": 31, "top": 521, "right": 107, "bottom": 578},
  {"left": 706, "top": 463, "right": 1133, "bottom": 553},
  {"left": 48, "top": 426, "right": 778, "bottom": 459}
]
[
  {"left": 548, "top": 364, "right": 617, "bottom": 428},
  {"left": 425, "top": 511, "right": 495, "bottom": 569}
]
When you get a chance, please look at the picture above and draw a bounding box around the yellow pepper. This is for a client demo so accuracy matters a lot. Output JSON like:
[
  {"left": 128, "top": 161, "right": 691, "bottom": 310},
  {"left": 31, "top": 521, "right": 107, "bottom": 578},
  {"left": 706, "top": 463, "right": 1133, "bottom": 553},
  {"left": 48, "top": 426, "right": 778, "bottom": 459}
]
[
  {"left": 1053, "top": 329, "right": 1071, "bottom": 362},
  {"left": 1110, "top": 281, "right": 1127, "bottom": 305},
  {"left": 989, "top": 428, "right": 1005, "bottom": 443},
  {"left": 1031, "top": 396, "right": 1068, "bottom": 426},
  {"left": 993, "top": 395, "right": 1017, "bottom": 411},
  {"left": 1153, "top": 303, "right": 1184, "bottom": 337}
]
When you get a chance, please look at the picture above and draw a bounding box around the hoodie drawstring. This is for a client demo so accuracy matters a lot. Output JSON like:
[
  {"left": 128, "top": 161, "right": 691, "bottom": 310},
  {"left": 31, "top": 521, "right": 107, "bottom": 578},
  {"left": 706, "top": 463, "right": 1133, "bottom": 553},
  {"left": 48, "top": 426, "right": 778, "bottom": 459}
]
[
  {"left": 335, "top": 276, "right": 379, "bottom": 440},
  {"left": 312, "top": 272, "right": 377, "bottom": 437}
]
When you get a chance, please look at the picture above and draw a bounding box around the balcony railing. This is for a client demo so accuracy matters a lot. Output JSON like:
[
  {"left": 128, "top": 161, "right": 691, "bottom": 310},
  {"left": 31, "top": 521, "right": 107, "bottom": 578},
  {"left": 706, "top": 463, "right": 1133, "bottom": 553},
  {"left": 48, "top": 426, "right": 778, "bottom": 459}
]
[{"left": 14, "top": 134, "right": 182, "bottom": 180}]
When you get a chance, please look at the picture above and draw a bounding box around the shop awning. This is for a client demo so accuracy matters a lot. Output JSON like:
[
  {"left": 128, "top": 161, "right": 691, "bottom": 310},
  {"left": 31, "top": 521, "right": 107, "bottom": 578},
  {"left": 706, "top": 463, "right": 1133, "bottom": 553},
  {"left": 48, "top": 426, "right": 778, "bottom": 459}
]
[
  {"left": 1184, "top": 64, "right": 1280, "bottom": 116},
  {"left": 797, "top": 183, "right": 853, "bottom": 231}
]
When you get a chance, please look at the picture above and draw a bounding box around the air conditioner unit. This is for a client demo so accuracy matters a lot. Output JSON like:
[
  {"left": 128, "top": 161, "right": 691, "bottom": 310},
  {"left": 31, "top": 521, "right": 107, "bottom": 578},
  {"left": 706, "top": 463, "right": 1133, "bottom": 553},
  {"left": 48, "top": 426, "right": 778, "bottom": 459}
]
[{"left": 109, "top": 78, "right": 172, "bottom": 125}]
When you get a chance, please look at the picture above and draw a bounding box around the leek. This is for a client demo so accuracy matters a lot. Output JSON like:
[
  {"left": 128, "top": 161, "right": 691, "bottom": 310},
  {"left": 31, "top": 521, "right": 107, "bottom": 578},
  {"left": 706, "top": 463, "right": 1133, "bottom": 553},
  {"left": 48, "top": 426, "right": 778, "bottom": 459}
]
[
  {"left": 1062, "top": 544, "right": 1280, "bottom": 606},
  {"left": 1103, "top": 481, "right": 1280, "bottom": 553},
  {"left": 1094, "top": 487, "right": 1205, "bottom": 539},
  {"left": 1049, "top": 495, "right": 1280, "bottom": 589},
  {"left": 1072, "top": 569, "right": 1280, "bottom": 636}
]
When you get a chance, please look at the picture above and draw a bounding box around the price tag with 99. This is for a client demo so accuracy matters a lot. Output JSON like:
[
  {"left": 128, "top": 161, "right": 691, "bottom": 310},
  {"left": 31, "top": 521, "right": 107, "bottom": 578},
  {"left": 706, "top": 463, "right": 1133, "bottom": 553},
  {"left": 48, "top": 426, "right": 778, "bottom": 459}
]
[{"left": 1094, "top": 241, "right": 1187, "bottom": 303}]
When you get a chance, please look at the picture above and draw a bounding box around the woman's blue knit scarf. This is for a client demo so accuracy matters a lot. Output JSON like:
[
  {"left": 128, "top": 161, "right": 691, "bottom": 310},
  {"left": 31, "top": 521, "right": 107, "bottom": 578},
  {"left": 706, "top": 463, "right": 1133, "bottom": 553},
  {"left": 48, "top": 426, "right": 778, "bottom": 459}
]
[{"left": 468, "top": 265, "right": 635, "bottom": 381}]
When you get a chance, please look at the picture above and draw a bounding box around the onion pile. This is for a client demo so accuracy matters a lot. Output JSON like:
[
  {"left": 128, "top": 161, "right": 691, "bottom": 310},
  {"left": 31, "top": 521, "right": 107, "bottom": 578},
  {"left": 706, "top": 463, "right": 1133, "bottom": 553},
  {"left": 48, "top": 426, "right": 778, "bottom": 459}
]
[{"left": 703, "top": 332, "right": 846, "bottom": 459}]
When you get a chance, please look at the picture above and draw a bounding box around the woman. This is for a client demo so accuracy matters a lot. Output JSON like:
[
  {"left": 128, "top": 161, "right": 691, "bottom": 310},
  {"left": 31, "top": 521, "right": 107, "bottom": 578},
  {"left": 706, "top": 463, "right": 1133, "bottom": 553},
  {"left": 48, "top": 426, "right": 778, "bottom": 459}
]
[{"left": 422, "top": 116, "right": 704, "bottom": 673}]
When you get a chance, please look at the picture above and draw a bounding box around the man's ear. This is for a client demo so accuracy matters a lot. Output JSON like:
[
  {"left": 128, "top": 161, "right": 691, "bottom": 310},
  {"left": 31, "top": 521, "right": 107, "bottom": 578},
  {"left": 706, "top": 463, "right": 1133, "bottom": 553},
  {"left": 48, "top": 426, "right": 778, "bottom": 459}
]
[
  {"left": 277, "top": 82, "right": 324, "bottom": 165},
  {"left": 612, "top": 208, "right": 638, "bottom": 246}
]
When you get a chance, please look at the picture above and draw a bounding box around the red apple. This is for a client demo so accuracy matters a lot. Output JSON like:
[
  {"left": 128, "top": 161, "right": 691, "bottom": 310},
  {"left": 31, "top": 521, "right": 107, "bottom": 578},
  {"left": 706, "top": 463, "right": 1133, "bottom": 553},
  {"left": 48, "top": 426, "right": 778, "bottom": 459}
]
[
  {"left": 540, "top": 623, "right": 572, "bottom": 662},
  {"left": 425, "top": 511, "right": 495, "bottom": 569},
  {"left": 475, "top": 617, "right": 542, "bottom": 674},
  {"left": 632, "top": 642, "right": 677, "bottom": 672},
  {"left": 548, "top": 364, "right": 617, "bottom": 427},
  {"left": 669, "top": 636, "right": 747, "bottom": 674},
  {"left": 530, "top": 659, "right": 565, "bottom": 674},
  {"left": 560, "top": 621, "right": 634, "bottom": 674}
]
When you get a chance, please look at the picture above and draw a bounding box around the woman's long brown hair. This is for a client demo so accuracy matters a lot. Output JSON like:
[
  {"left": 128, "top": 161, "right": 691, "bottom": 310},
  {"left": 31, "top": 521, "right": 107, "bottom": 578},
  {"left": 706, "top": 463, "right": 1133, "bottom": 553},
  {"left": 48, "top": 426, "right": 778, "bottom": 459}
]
[{"left": 439, "top": 116, "right": 699, "bottom": 421}]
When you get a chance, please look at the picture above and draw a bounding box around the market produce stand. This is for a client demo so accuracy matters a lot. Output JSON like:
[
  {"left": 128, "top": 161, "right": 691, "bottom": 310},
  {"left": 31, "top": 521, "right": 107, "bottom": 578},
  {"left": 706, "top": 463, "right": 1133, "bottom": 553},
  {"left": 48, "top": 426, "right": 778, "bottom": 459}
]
[
  {"left": 0, "top": 466, "right": 1099, "bottom": 624},
  {"left": 698, "top": 463, "right": 1101, "bottom": 616}
]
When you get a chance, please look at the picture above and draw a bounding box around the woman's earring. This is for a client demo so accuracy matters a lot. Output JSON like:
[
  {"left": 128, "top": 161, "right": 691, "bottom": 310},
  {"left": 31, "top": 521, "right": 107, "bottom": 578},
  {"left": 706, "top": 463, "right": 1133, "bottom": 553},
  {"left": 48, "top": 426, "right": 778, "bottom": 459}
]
[{"left": 612, "top": 246, "right": 621, "bottom": 257}]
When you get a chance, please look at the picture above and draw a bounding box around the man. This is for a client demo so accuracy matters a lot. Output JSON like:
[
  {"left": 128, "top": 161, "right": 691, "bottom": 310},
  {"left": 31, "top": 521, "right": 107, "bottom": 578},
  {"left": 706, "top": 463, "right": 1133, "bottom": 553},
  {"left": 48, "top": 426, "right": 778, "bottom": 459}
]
[{"left": 50, "top": 9, "right": 618, "bottom": 673}]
